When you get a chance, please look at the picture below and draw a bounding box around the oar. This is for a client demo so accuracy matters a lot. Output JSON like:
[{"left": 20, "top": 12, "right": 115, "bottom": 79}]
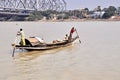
[
  {"left": 12, "top": 47, "right": 15, "bottom": 57},
  {"left": 75, "top": 29, "right": 81, "bottom": 43},
  {"left": 12, "top": 36, "right": 17, "bottom": 57}
]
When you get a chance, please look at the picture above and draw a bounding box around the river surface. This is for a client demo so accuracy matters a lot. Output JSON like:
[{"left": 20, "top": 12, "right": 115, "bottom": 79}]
[{"left": 0, "top": 21, "right": 120, "bottom": 80}]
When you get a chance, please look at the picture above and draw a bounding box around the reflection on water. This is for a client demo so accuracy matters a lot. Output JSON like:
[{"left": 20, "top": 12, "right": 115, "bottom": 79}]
[
  {"left": 11, "top": 44, "right": 79, "bottom": 80},
  {"left": 0, "top": 22, "right": 120, "bottom": 80},
  {"left": 15, "top": 44, "right": 75, "bottom": 61}
]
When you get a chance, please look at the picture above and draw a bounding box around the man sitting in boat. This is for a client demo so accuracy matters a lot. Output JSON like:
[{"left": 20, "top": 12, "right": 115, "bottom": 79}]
[
  {"left": 29, "top": 36, "right": 45, "bottom": 46},
  {"left": 64, "top": 34, "right": 69, "bottom": 40},
  {"left": 53, "top": 27, "right": 76, "bottom": 43}
]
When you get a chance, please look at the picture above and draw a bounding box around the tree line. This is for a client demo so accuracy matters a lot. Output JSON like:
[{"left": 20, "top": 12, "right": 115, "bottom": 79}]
[
  {"left": 25, "top": 6, "right": 120, "bottom": 21},
  {"left": 0, "top": 5, "right": 119, "bottom": 21}
]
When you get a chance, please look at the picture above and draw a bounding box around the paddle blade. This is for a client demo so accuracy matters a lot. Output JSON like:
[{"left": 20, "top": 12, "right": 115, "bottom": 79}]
[
  {"left": 75, "top": 30, "right": 81, "bottom": 44},
  {"left": 12, "top": 48, "right": 15, "bottom": 57},
  {"left": 79, "top": 40, "right": 81, "bottom": 43}
]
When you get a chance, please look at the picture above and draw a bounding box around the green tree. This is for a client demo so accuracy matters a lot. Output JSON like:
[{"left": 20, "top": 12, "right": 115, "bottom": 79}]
[
  {"left": 103, "top": 6, "right": 116, "bottom": 18},
  {"left": 27, "top": 11, "right": 43, "bottom": 21}
]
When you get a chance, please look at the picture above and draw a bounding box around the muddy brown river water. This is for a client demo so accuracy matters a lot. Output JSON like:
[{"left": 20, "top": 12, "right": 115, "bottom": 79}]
[{"left": 0, "top": 21, "right": 120, "bottom": 80}]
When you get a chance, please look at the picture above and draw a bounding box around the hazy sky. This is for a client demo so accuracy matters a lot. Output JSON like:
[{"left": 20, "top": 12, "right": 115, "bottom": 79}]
[{"left": 65, "top": 0, "right": 120, "bottom": 10}]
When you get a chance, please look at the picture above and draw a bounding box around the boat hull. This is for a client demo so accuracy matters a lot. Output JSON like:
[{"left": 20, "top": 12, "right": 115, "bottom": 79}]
[{"left": 15, "top": 36, "right": 78, "bottom": 51}]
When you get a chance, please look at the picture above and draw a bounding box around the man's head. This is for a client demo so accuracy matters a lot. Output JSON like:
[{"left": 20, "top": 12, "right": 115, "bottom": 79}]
[
  {"left": 20, "top": 28, "right": 22, "bottom": 31},
  {"left": 66, "top": 34, "right": 68, "bottom": 36}
]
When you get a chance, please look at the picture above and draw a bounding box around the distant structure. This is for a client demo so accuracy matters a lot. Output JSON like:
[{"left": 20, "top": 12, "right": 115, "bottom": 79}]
[
  {"left": 0, "top": 0, "right": 67, "bottom": 11},
  {"left": 0, "top": 0, "right": 66, "bottom": 21}
]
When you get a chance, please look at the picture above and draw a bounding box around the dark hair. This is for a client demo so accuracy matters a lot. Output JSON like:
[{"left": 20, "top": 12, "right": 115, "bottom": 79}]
[{"left": 20, "top": 28, "right": 22, "bottom": 31}]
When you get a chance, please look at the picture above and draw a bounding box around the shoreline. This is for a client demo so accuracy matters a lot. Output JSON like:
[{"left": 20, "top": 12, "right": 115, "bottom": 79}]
[
  {"left": 0, "top": 18, "right": 120, "bottom": 22},
  {"left": 38, "top": 18, "right": 120, "bottom": 22}
]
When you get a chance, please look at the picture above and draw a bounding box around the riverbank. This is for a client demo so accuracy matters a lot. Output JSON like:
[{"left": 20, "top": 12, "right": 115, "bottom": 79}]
[
  {"left": 38, "top": 18, "right": 120, "bottom": 22},
  {"left": 1, "top": 17, "right": 120, "bottom": 22}
]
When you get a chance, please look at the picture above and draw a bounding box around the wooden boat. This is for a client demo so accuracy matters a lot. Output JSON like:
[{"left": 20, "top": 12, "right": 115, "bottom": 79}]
[
  {"left": 14, "top": 36, "right": 79, "bottom": 51},
  {"left": 12, "top": 27, "right": 81, "bottom": 57}
]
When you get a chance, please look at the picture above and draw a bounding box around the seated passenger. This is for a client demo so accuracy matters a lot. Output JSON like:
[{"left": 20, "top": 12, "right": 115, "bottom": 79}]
[{"left": 64, "top": 34, "right": 69, "bottom": 40}]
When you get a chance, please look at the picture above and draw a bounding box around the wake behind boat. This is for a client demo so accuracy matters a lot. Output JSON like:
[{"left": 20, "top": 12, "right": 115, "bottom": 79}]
[{"left": 12, "top": 27, "right": 81, "bottom": 57}]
